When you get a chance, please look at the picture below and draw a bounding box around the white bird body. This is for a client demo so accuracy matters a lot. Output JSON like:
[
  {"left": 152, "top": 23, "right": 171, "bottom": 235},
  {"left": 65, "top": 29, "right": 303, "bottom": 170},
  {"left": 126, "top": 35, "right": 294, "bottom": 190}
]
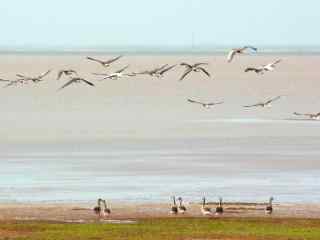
[
  {"left": 201, "top": 197, "right": 212, "bottom": 216},
  {"left": 227, "top": 46, "right": 257, "bottom": 62}
]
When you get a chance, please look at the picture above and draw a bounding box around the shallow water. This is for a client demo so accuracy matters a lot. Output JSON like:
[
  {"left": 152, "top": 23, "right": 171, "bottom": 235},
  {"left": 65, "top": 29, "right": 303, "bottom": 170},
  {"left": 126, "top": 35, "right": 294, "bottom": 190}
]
[{"left": 1, "top": 134, "right": 320, "bottom": 204}]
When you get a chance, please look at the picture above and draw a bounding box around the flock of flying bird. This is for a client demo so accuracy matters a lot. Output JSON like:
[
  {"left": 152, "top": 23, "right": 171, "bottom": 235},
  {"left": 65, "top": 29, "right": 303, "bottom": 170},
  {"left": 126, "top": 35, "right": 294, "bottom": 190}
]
[
  {"left": 0, "top": 45, "right": 317, "bottom": 120},
  {"left": 93, "top": 196, "right": 274, "bottom": 218}
]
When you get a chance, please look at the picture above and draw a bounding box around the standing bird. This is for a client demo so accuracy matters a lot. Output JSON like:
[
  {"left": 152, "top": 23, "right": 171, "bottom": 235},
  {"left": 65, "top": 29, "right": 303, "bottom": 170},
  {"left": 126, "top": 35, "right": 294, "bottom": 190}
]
[
  {"left": 170, "top": 196, "right": 178, "bottom": 215},
  {"left": 93, "top": 65, "right": 131, "bottom": 80},
  {"left": 201, "top": 197, "right": 213, "bottom": 216},
  {"left": 58, "top": 77, "right": 95, "bottom": 90},
  {"left": 227, "top": 46, "right": 258, "bottom": 62},
  {"left": 293, "top": 112, "right": 320, "bottom": 120},
  {"left": 179, "top": 63, "right": 211, "bottom": 81},
  {"left": 243, "top": 96, "right": 283, "bottom": 108},
  {"left": 57, "top": 69, "right": 78, "bottom": 80},
  {"left": 187, "top": 99, "right": 224, "bottom": 108},
  {"left": 93, "top": 198, "right": 103, "bottom": 218},
  {"left": 215, "top": 197, "right": 224, "bottom": 215},
  {"left": 86, "top": 55, "right": 122, "bottom": 68},
  {"left": 177, "top": 197, "right": 187, "bottom": 214},
  {"left": 102, "top": 200, "right": 111, "bottom": 216},
  {"left": 16, "top": 70, "right": 51, "bottom": 83},
  {"left": 265, "top": 197, "right": 274, "bottom": 214}
]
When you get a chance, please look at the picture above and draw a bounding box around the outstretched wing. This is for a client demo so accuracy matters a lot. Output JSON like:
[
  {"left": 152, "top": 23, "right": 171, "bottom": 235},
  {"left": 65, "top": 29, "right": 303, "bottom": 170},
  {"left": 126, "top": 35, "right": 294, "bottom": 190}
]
[
  {"left": 198, "top": 67, "right": 211, "bottom": 78},
  {"left": 151, "top": 64, "right": 168, "bottom": 74},
  {"left": 105, "top": 55, "right": 123, "bottom": 65},
  {"left": 16, "top": 74, "right": 29, "bottom": 79},
  {"left": 38, "top": 70, "right": 51, "bottom": 79},
  {"left": 159, "top": 64, "right": 176, "bottom": 75},
  {"left": 208, "top": 101, "right": 224, "bottom": 106},
  {"left": 245, "top": 67, "right": 258, "bottom": 72},
  {"left": 87, "top": 57, "right": 104, "bottom": 64},
  {"left": 243, "top": 103, "right": 262, "bottom": 108},
  {"left": 179, "top": 69, "right": 192, "bottom": 81},
  {"left": 0, "top": 78, "right": 10, "bottom": 82},
  {"left": 265, "top": 96, "right": 282, "bottom": 104},
  {"left": 270, "top": 59, "right": 282, "bottom": 66},
  {"left": 57, "top": 79, "right": 75, "bottom": 91},
  {"left": 180, "top": 62, "right": 192, "bottom": 68},
  {"left": 293, "top": 112, "right": 313, "bottom": 117},
  {"left": 80, "top": 79, "right": 95, "bottom": 86},
  {"left": 194, "top": 63, "right": 208, "bottom": 67},
  {"left": 243, "top": 46, "right": 258, "bottom": 52},
  {"left": 227, "top": 50, "right": 237, "bottom": 62},
  {"left": 187, "top": 99, "right": 205, "bottom": 105},
  {"left": 116, "top": 65, "right": 129, "bottom": 73},
  {"left": 57, "top": 70, "right": 64, "bottom": 80}
]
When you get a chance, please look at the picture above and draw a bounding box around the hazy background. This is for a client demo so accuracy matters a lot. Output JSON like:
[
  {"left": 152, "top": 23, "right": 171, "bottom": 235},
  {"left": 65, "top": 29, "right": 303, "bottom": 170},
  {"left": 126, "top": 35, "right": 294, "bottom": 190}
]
[{"left": 0, "top": 0, "right": 319, "bottom": 50}]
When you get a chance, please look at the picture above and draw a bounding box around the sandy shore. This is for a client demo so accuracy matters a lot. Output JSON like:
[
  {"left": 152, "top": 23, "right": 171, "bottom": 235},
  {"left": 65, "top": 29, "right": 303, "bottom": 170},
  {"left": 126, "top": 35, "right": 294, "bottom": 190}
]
[{"left": 0, "top": 202, "right": 320, "bottom": 222}]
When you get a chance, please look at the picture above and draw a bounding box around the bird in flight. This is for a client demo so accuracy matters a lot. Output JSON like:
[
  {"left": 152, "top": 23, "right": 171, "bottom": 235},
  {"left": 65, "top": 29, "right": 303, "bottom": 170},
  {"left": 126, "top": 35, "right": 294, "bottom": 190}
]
[
  {"left": 93, "top": 65, "right": 132, "bottom": 80},
  {"left": 16, "top": 70, "right": 51, "bottom": 83},
  {"left": 245, "top": 59, "right": 282, "bottom": 74},
  {"left": 136, "top": 64, "right": 176, "bottom": 78},
  {"left": 179, "top": 63, "right": 211, "bottom": 81},
  {"left": 58, "top": 77, "right": 95, "bottom": 91},
  {"left": 187, "top": 99, "right": 224, "bottom": 108},
  {"left": 57, "top": 69, "right": 78, "bottom": 80},
  {"left": 227, "top": 46, "right": 257, "bottom": 63},
  {"left": 86, "top": 56, "right": 122, "bottom": 68},
  {"left": 293, "top": 112, "right": 320, "bottom": 120},
  {"left": 243, "top": 96, "right": 283, "bottom": 108}
]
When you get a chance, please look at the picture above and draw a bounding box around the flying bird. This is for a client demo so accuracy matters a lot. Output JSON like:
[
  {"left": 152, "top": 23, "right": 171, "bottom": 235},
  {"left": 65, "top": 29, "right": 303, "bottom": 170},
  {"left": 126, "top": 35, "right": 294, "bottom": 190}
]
[
  {"left": 243, "top": 96, "right": 283, "bottom": 108},
  {"left": 57, "top": 69, "right": 78, "bottom": 80},
  {"left": 187, "top": 99, "right": 224, "bottom": 108},
  {"left": 245, "top": 60, "right": 281, "bottom": 74},
  {"left": 58, "top": 77, "right": 95, "bottom": 90},
  {"left": 136, "top": 64, "right": 171, "bottom": 77},
  {"left": 293, "top": 112, "right": 320, "bottom": 120},
  {"left": 16, "top": 70, "right": 51, "bottom": 83},
  {"left": 244, "top": 67, "right": 264, "bottom": 74},
  {"left": 180, "top": 63, "right": 210, "bottom": 81},
  {"left": 227, "top": 46, "right": 257, "bottom": 63},
  {"left": 93, "top": 65, "right": 131, "bottom": 80},
  {"left": 261, "top": 59, "right": 282, "bottom": 72},
  {"left": 86, "top": 55, "right": 122, "bottom": 68}
]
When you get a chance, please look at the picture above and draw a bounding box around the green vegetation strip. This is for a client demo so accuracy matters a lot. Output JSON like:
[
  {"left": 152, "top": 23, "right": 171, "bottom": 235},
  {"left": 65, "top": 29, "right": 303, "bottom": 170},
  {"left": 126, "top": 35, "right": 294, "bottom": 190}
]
[{"left": 1, "top": 218, "right": 320, "bottom": 240}]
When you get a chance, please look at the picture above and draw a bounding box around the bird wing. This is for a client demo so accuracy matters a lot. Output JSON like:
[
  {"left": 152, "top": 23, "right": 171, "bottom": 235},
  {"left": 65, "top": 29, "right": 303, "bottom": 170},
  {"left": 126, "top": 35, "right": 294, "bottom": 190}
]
[
  {"left": 198, "top": 67, "right": 211, "bottom": 77},
  {"left": 245, "top": 67, "right": 259, "bottom": 72},
  {"left": 243, "top": 46, "right": 258, "bottom": 52},
  {"left": 194, "top": 63, "right": 208, "bottom": 67},
  {"left": 86, "top": 57, "right": 104, "bottom": 64},
  {"left": 151, "top": 64, "right": 168, "bottom": 74},
  {"left": 105, "top": 55, "right": 122, "bottom": 64},
  {"left": 270, "top": 59, "right": 282, "bottom": 66},
  {"left": 179, "top": 69, "right": 192, "bottom": 81},
  {"left": 294, "top": 112, "right": 313, "bottom": 117},
  {"left": 227, "top": 50, "right": 237, "bottom": 62},
  {"left": 207, "top": 101, "right": 224, "bottom": 106},
  {"left": 159, "top": 64, "right": 176, "bottom": 75},
  {"left": 57, "top": 70, "right": 64, "bottom": 80},
  {"left": 81, "top": 79, "right": 95, "bottom": 86},
  {"left": 57, "top": 79, "right": 76, "bottom": 90},
  {"left": 187, "top": 99, "right": 205, "bottom": 105},
  {"left": 0, "top": 78, "right": 10, "bottom": 82},
  {"left": 265, "top": 96, "right": 282, "bottom": 104},
  {"left": 116, "top": 65, "right": 129, "bottom": 73},
  {"left": 243, "top": 103, "right": 262, "bottom": 108},
  {"left": 180, "top": 62, "right": 192, "bottom": 68},
  {"left": 16, "top": 74, "right": 29, "bottom": 79},
  {"left": 38, "top": 70, "right": 51, "bottom": 79}
]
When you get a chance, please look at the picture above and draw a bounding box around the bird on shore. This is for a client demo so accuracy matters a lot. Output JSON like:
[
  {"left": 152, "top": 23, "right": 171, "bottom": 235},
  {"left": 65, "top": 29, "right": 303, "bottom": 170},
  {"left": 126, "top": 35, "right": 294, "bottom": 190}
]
[
  {"left": 16, "top": 70, "right": 51, "bottom": 83},
  {"left": 58, "top": 77, "right": 95, "bottom": 90},
  {"left": 293, "top": 112, "right": 320, "bottom": 120},
  {"left": 265, "top": 197, "right": 274, "bottom": 214},
  {"left": 180, "top": 63, "right": 210, "bottom": 81},
  {"left": 201, "top": 197, "right": 213, "bottom": 216},
  {"left": 86, "top": 56, "right": 122, "bottom": 68},
  {"left": 57, "top": 69, "right": 78, "bottom": 80},
  {"left": 215, "top": 197, "right": 224, "bottom": 215},
  {"left": 93, "top": 65, "right": 132, "bottom": 80},
  {"left": 170, "top": 196, "right": 178, "bottom": 215},
  {"left": 102, "top": 199, "right": 111, "bottom": 216},
  {"left": 243, "top": 96, "right": 283, "bottom": 108},
  {"left": 227, "top": 46, "right": 258, "bottom": 62},
  {"left": 187, "top": 99, "right": 224, "bottom": 108},
  {"left": 245, "top": 59, "right": 282, "bottom": 74},
  {"left": 177, "top": 197, "right": 187, "bottom": 214},
  {"left": 93, "top": 198, "right": 104, "bottom": 218}
]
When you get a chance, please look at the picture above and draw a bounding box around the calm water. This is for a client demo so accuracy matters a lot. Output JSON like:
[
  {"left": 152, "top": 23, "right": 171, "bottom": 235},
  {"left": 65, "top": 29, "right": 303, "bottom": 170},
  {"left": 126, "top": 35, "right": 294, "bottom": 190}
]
[{"left": 1, "top": 135, "right": 320, "bottom": 204}]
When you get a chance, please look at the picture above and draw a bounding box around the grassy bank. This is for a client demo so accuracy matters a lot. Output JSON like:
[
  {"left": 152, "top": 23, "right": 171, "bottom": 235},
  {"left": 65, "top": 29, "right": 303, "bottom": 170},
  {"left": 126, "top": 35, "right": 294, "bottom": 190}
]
[{"left": 1, "top": 218, "right": 320, "bottom": 240}]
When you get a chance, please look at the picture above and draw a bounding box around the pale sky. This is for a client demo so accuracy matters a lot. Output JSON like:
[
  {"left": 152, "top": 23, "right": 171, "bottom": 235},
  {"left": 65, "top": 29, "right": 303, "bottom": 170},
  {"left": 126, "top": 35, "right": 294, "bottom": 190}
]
[{"left": 0, "top": 0, "right": 319, "bottom": 48}]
